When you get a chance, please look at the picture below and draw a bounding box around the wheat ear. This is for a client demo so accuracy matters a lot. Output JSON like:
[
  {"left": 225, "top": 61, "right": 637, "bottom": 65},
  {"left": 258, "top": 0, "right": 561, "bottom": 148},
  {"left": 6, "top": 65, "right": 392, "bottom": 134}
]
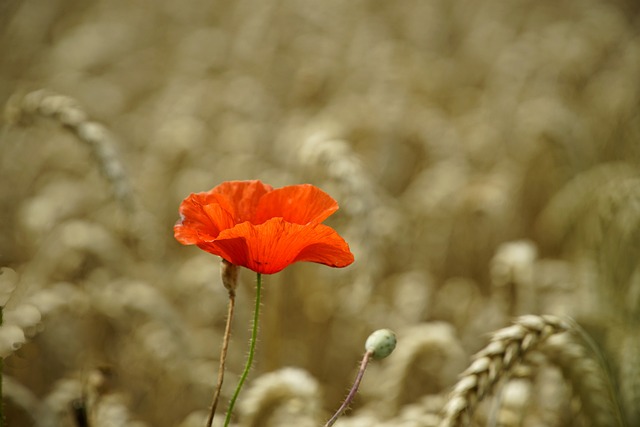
[
  {"left": 238, "top": 367, "right": 322, "bottom": 427},
  {"left": 5, "top": 89, "right": 134, "bottom": 210},
  {"left": 539, "top": 331, "right": 623, "bottom": 427},
  {"left": 438, "top": 315, "right": 569, "bottom": 427}
]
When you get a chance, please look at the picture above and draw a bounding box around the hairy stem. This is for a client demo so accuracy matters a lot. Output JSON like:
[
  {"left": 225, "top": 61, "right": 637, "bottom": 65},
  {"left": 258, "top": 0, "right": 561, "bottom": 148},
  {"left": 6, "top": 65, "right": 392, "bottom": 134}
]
[
  {"left": 223, "top": 273, "right": 262, "bottom": 427},
  {"left": 325, "top": 351, "right": 373, "bottom": 427}
]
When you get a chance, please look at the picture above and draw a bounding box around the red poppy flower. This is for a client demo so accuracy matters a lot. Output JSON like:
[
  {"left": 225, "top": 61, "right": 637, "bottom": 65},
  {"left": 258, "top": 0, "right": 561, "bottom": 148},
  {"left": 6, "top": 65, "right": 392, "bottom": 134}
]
[{"left": 174, "top": 180, "right": 354, "bottom": 274}]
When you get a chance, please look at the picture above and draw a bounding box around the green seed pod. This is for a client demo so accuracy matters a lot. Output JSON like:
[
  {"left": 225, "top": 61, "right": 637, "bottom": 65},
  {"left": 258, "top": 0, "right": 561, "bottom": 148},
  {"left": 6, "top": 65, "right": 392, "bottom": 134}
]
[{"left": 365, "top": 329, "right": 397, "bottom": 359}]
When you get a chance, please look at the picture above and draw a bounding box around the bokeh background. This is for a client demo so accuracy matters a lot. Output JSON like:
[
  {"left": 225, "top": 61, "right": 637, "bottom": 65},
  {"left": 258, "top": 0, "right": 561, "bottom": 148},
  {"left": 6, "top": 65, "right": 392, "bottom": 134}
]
[{"left": 1, "top": 0, "right": 639, "bottom": 426}]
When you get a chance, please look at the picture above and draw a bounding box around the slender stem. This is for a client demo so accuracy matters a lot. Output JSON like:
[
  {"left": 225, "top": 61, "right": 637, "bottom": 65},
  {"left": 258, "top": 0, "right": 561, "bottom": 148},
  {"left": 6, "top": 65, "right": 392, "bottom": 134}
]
[
  {"left": 223, "top": 273, "right": 262, "bottom": 427},
  {"left": 70, "top": 398, "right": 90, "bottom": 427},
  {"left": 324, "top": 351, "right": 373, "bottom": 427},
  {"left": 0, "top": 305, "right": 4, "bottom": 427},
  {"left": 206, "top": 291, "right": 236, "bottom": 427}
]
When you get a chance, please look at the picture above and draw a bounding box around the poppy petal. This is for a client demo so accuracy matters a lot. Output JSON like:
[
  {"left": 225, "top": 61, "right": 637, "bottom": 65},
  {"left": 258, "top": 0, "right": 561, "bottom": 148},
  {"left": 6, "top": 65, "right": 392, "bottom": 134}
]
[
  {"left": 254, "top": 184, "right": 339, "bottom": 225},
  {"left": 174, "top": 192, "right": 235, "bottom": 244},
  {"left": 210, "top": 218, "right": 353, "bottom": 274},
  {"left": 293, "top": 224, "right": 354, "bottom": 267},
  {"left": 212, "top": 180, "right": 273, "bottom": 223},
  {"left": 174, "top": 180, "right": 354, "bottom": 275}
]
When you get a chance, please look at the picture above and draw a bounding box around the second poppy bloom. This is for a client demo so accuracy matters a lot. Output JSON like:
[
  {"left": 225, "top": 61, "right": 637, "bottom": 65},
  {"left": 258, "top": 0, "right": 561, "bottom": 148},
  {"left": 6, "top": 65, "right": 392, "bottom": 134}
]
[{"left": 174, "top": 180, "right": 354, "bottom": 274}]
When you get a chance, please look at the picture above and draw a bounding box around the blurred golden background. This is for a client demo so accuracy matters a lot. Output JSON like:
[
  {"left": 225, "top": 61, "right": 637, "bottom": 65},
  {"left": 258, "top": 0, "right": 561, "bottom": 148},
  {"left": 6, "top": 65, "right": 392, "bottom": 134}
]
[{"left": 1, "top": 0, "right": 639, "bottom": 426}]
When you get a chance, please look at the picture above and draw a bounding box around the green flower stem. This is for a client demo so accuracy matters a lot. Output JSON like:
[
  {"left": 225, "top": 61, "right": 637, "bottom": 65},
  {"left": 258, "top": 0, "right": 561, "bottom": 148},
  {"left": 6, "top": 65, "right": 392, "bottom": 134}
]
[{"left": 223, "top": 273, "right": 262, "bottom": 427}]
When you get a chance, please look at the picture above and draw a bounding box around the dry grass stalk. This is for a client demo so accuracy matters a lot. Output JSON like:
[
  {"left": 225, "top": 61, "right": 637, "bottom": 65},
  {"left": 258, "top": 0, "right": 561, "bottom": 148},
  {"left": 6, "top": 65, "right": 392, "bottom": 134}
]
[
  {"left": 438, "top": 315, "right": 569, "bottom": 427},
  {"left": 5, "top": 89, "right": 134, "bottom": 210}
]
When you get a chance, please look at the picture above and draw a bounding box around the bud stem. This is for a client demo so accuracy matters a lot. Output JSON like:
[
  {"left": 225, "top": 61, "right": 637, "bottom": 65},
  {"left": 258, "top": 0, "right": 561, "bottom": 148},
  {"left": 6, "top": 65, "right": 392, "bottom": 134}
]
[
  {"left": 206, "top": 291, "right": 236, "bottom": 427},
  {"left": 324, "top": 350, "right": 373, "bottom": 427}
]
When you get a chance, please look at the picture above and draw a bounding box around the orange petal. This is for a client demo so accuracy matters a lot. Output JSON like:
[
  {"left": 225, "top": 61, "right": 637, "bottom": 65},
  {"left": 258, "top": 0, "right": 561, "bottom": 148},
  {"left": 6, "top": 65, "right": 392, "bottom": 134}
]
[
  {"left": 254, "top": 184, "right": 339, "bottom": 225},
  {"left": 174, "top": 192, "right": 235, "bottom": 244},
  {"left": 293, "top": 224, "right": 355, "bottom": 267},
  {"left": 212, "top": 180, "right": 273, "bottom": 223},
  {"left": 210, "top": 218, "right": 354, "bottom": 274}
]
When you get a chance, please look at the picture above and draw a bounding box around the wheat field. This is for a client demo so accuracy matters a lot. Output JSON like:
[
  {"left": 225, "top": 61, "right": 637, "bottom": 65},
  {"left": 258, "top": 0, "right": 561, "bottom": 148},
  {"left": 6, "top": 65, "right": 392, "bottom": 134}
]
[{"left": 1, "top": 1, "right": 639, "bottom": 426}]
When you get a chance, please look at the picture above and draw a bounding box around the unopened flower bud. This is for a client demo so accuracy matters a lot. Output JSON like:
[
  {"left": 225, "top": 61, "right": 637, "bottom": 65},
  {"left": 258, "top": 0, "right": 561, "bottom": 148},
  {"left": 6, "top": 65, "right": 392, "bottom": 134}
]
[
  {"left": 365, "top": 329, "right": 397, "bottom": 359},
  {"left": 221, "top": 259, "right": 239, "bottom": 295}
]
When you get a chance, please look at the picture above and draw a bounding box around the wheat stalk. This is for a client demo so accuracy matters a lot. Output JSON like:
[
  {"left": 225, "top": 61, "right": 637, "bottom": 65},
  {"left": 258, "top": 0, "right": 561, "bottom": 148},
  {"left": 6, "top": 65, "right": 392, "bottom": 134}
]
[
  {"left": 438, "top": 315, "right": 569, "bottom": 427},
  {"left": 5, "top": 89, "right": 134, "bottom": 210}
]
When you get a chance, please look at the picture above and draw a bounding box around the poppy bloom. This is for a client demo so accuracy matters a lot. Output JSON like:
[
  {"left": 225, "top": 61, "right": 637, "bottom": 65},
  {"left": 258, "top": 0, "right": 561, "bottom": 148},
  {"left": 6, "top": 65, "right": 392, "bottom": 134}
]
[{"left": 174, "top": 180, "right": 354, "bottom": 274}]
